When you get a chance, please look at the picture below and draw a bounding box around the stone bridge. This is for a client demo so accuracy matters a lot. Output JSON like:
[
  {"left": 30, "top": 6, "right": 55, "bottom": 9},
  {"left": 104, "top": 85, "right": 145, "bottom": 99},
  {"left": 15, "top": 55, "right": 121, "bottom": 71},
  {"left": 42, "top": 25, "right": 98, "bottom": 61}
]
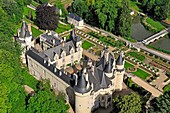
[{"left": 142, "top": 27, "right": 170, "bottom": 45}]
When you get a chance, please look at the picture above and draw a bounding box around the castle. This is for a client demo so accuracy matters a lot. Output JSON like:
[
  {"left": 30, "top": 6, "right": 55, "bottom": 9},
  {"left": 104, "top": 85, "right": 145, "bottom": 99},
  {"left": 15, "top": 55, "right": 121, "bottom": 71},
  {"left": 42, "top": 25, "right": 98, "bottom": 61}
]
[{"left": 16, "top": 22, "right": 125, "bottom": 113}]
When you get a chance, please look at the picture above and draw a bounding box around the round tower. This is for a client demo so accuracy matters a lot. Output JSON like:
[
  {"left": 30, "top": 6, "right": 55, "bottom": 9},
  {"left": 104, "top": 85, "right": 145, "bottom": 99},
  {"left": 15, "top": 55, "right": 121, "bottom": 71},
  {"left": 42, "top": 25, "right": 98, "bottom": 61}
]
[
  {"left": 74, "top": 69, "right": 91, "bottom": 113},
  {"left": 114, "top": 51, "right": 125, "bottom": 91}
]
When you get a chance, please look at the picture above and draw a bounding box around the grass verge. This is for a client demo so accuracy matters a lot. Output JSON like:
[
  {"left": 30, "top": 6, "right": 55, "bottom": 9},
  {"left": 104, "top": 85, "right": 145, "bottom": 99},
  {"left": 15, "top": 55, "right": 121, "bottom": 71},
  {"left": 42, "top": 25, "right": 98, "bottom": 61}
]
[
  {"left": 82, "top": 40, "right": 94, "bottom": 50},
  {"left": 132, "top": 68, "right": 150, "bottom": 79},
  {"left": 31, "top": 26, "right": 43, "bottom": 38}
]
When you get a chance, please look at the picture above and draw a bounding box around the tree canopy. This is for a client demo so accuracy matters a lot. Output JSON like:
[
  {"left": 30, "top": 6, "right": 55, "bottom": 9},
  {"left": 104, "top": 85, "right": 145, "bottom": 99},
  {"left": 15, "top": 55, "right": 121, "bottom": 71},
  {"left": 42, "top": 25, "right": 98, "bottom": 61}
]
[
  {"left": 35, "top": 4, "right": 59, "bottom": 30},
  {"left": 149, "top": 92, "right": 170, "bottom": 112},
  {"left": 142, "top": 0, "right": 170, "bottom": 20},
  {"left": 112, "top": 93, "right": 142, "bottom": 113}
]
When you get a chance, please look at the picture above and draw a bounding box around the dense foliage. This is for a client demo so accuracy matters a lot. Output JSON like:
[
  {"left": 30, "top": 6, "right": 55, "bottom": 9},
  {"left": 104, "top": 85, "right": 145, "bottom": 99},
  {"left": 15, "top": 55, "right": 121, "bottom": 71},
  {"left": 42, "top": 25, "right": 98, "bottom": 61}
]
[
  {"left": 142, "top": 0, "right": 170, "bottom": 20},
  {"left": 70, "top": 0, "right": 132, "bottom": 37},
  {"left": 0, "top": 1, "right": 68, "bottom": 113},
  {"left": 35, "top": 4, "right": 59, "bottom": 30},
  {"left": 149, "top": 92, "right": 170, "bottom": 112},
  {"left": 112, "top": 93, "right": 142, "bottom": 113},
  {"left": 26, "top": 81, "right": 69, "bottom": 113}
]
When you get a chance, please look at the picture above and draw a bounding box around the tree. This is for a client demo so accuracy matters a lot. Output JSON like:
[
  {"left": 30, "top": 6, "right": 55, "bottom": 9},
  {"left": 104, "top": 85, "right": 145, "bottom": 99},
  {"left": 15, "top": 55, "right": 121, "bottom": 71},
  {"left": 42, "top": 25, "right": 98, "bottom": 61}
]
[
  {"left": 0, "top": 84, "right": 11, "bottom": 113},
  {"left": 26, "top": 81, "right": 69, "bottom": 113},
  {"left": 71, "top": 0, "right": 88, "bottom": 18},
  {"left": 0, "top": 0, "right": 23, "bottom": 24},
  {"left": 35, "top": 4, "right": 59, "bottom": 30},
  {"left": 23, "top": 0, "right": 32, "bottom": 5},
  {"left": 94, "top": 0, "right": 122, "bottom": 32},
  {"left": 149, "top": 92, "right": 170, "bottom": 112},
  {"left": 116, "top": 0, "right": 132, "bottom": 37},
  {"left": 112, "top": 93, "right": 142, "bottom": 113},
  {"left": 154, "top": 0, "right": 170, "bottom": 20}
]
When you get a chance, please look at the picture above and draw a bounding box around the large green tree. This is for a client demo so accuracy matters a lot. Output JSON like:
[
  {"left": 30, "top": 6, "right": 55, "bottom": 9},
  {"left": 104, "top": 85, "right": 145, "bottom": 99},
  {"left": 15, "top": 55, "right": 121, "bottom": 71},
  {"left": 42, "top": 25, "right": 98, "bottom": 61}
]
[
  {"left": 26, "top": 81, "right": 69, "bottom": 113},
  {"left": 71, "top": 0, "right": 88, "bottom": 18},
  {"left": 154, "top": 0, "right": 170, "bottom": 20},
  {"left": 116, "top": 0, "right": 132, "bottom": 37},
  {"left": 112, "top": 93, "right": 142, "bottom": 113},
  {"left": 35, "top": 4, "right": 59, "bottom": 30},
  {"left": 94, "top": 0, "right": 122, "bottom": 32},
  {"left": 149, "top": 92, "right": 170, "bottom": 112}
]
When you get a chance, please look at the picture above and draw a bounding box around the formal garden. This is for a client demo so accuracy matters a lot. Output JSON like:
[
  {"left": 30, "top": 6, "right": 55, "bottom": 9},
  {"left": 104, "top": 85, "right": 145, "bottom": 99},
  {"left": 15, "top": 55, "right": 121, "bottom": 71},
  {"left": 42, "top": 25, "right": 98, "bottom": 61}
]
[
  {"left": 82, "top": 40, "right": 94, "bottom": 50},
  {"left": 125, "top": 61, "right": 151, "bottom": 80},
  {"left": 127, "top": 52, "right": 145, "bottom": 61}
]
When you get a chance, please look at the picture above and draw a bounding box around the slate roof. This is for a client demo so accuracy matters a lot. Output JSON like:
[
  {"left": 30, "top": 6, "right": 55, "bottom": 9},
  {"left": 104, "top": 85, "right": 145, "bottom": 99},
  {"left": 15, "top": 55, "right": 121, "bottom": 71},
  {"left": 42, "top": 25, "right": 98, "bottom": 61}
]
[
  {"left": 68, "top": 13, "right": 82, "bottom": 21},
  {"left": 19, "top": 21, "right": 31, "bottom": 38},
  {"left": 116, "top": 53, "right": 124, "bottom": 65},
  {"left": 43, "top": 41, "right": 75, "bottom": 60},
  {"left": 40, "top": 32, "right": 61, "bottom": 46},
  {"left": 75, "top": 71, "right": 90, "bottom": 93},
  {"left": 26, "top": 48, "right": 73, "bottom": 85}
]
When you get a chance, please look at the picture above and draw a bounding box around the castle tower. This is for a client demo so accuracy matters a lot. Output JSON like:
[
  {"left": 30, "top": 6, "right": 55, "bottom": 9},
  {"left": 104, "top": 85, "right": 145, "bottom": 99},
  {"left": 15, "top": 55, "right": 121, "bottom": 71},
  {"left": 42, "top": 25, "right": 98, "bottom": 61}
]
[
  {"left": 114, "top": 51, "right": 125, "bottom": 91},
  {"left": 17, "top": 21, "right": 34, "bottom": 63},
  {"left": 74, "top": 69, "right": 91, "bottom": 113}
]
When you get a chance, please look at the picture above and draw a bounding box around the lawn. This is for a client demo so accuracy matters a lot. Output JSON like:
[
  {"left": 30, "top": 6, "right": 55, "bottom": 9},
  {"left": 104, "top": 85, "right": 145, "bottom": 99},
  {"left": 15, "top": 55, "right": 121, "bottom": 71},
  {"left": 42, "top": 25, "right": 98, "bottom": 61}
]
[
  {"left": 31, "top": 26, "right": 43, "bottom": 38},
  {"left": 82, "top": 40, "right": 94, "bottom": 50},
  {"left": 24, "top": 7, "right": 36, "bottom": 19},
  {"left": 163, "top": 84, "right": 170, "bottom": 92},
  {"left": 128, "top": 52, "right": 145, "bottom": 61},
  {"left": 132, "top": 68, "right": 150, "bottom": 80},
  {"left": 56, "top": 23, "right": 72, "bottom": 33},
  {"left": 146, "top": 18, "right": 165, "bottom": 32},
  {"left": 129, "top": 0, "right": 140, "bottom": 11},
  {"left": 125, "top": 61, "right": 134, "bottom": 70}
]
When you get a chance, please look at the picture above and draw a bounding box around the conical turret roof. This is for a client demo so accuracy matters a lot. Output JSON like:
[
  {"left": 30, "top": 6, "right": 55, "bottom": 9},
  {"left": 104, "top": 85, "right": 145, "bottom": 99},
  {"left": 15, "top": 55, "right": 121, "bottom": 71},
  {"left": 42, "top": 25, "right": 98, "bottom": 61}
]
[
  {"left": 75, "top": 71, "right": 89, "bottom": 93},
  {"left": 100, "top": 72, "right": 107, "bottom": 88},
  {"left": 116, "top": 52, "right": 124, "bottom": 65}
]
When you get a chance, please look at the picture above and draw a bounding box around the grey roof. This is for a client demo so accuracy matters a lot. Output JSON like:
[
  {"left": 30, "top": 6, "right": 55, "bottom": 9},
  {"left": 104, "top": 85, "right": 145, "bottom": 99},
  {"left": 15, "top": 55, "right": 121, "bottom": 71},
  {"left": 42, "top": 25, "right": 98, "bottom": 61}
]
[
  {"left": 104, "top": 62, "right": 112, "bottom": 73},
  {"left": 19, "top": 21, "right": 27, "bottom": 38},
  {"left": 116, "top": 53, "right": 124, "bottom": 65},
  {"left": 19, "top": 21, "right": 32, "bottom": 39},
  {"left": 41, "top": 32, "right": 61, "bottom": 46},
  {"left": 43, "top": 41, "right": 75, "bottom": 60},
  {"left": 100, "top": 73, "right": 107, "bottom": 88},
  {"left": 26, "top": 48, "right": 73, "bottom": 85},
  {"left": 75, "top": 74, "right": 87, "bottom": 93},
  {"left": 68, "top": 13, "right": 82, "bottom": 21},
  {"left": 70, "top": 29, "right": 81, "bottom": 43},
  {"left": 96, "top": 56, "right": 106, "bottom": 70}
]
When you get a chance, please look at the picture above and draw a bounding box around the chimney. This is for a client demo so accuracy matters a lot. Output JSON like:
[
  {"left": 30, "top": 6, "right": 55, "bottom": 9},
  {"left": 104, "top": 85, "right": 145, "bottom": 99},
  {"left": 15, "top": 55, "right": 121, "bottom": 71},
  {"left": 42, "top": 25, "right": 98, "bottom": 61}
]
[
  {"left": 62, "top": 40, "right": 65, "bottom": 47},
  {"left": 74, "top": 74, "right": 78, "bottom": 85},
  {"left": 53, "top": 39, "right": 55, "bottom": 45},
  {"left": 27, "top": 23, "right": 32, "bottom": 35},
  {"left": 64, "top": 37, "right": 66, "bottom": 42}
]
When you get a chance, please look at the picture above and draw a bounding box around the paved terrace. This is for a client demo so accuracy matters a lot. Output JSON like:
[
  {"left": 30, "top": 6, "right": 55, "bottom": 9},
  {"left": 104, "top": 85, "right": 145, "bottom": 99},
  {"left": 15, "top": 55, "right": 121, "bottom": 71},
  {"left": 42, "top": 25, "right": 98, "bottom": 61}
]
[{"left": 126, "top": 73, "right": 163, "bottom": 97}]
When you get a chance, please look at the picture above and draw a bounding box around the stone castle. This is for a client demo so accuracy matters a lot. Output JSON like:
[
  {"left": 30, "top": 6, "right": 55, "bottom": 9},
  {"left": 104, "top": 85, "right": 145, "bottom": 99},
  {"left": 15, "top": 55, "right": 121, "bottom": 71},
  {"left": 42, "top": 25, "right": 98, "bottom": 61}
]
[{"left": 16, "top": 22, "right": 125, "bottom": 113}]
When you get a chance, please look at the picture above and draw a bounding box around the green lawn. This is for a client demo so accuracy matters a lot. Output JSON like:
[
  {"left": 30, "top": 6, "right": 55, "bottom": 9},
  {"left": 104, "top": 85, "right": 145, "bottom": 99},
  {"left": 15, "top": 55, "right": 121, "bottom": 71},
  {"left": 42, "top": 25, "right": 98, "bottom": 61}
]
[
  {"left": 132, "top": 68, "right": 150, "bottom": 79},
  {"left": 146, "top": 18, "right": 165, "bottom": 32},
  {"left": 31, "top": 26, "right": 43, "bottom": 38},
  {"left": 24, "top": 7, "right": 36, "bottom": 19},
  {"left": 128, "top": 52, "right": 145, "bottom": 61},
  {"left": 125, "top": 61, "right": 134, "bottom": 70},
  {"left": 82, "top": 40, "right": 94, "bottom": 50},
  {"left": 163, "top": 84, "right": 170, "bottom": 92},
  {"left": 31, "top": 1, "right": 39, "bottom": 7},
  {"left": 129, "top": 0, "right": 140, "bottom": 11},
  {"left": 56, "top": 23, "right": 72, "bottom": 33}
]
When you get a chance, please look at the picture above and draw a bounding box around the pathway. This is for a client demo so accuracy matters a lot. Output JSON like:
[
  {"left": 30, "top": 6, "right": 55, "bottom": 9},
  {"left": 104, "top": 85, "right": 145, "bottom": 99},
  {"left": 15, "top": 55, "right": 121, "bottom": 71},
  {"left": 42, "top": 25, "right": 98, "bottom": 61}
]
[
  {"left": 151, "top": 69, "right": 168, "bottom": 91},
  {"left": 127, "top": 73, "right": 163, "bottom": 97}
]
